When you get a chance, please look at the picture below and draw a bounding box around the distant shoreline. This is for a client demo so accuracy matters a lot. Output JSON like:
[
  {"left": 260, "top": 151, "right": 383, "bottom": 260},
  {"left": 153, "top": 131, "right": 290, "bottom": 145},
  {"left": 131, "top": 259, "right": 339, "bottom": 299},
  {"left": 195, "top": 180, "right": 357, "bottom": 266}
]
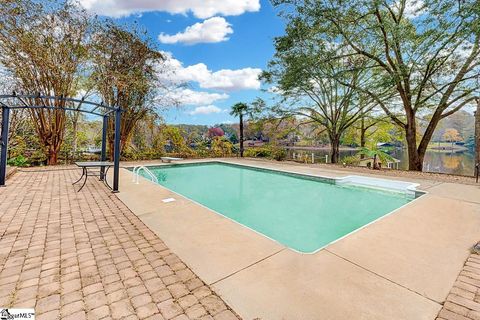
[
  {"left": 283, "top": 146, "right": 359, "bottom": 151},
  {"left": 428, "top": 144, "right": 468, "bottom": 152},
  {"left": 250, "top": 144, "right": 471, "bottom": 153}
]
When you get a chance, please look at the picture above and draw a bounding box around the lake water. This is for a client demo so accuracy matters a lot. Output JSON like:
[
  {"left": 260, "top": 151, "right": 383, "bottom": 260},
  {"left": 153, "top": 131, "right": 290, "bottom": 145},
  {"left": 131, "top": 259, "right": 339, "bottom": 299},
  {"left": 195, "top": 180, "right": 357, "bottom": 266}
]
[{"left": 287, "top": 148, "right": 476, "bottom": 176}]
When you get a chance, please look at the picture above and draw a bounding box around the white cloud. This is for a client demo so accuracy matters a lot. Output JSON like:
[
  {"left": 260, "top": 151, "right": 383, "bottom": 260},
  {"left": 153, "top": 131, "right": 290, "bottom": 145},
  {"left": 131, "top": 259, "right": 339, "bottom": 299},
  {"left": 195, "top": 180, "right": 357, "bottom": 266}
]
[
  {"left": 160, "top": 53, "right": 262, "bottom": 91},
  {"left": 267, "top": 86, "right": 284, "bottom": 95},
  {"left": 166, "top": 88, "right": 229, "bottom": 106},
  {"left": 159, "top": 17, "right": 233, "bottom": 45},
  {"left": 188, "top": 105, "right": 222, "bottom": 115},
  {"left": 157, "top": 52, "right": 260, "bottom": 110},
  {"left": 453, "top": 40, "right": 475, "bottom": 59},
  {"left": 79, "top": 0, "right": 260, "bottom": 19},
  {"left": 397, "top": 0, "right": 427, "bottom": 19}
]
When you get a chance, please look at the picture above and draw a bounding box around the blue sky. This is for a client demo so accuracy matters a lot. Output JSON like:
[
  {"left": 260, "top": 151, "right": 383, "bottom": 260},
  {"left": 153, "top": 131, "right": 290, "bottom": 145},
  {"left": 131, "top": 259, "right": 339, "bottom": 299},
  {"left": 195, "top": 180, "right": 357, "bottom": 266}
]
[{"left": 80, "top": 0, "right": 285, "bottom": 125}]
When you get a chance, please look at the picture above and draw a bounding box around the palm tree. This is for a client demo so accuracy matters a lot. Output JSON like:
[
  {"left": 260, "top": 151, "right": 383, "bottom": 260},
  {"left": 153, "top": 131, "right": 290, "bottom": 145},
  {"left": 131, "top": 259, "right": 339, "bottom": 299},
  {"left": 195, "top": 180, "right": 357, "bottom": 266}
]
[
  {"left": 230, "top": 102, "right": 249, "bottom": 157},
  {"left": 357, "top": 147, "right": 395, "bottom": 170}
]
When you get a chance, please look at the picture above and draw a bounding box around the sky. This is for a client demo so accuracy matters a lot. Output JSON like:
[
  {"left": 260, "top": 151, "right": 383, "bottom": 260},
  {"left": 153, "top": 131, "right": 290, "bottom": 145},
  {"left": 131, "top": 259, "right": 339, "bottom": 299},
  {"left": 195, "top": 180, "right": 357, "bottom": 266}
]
[{"left": 79, "top": 0, "right": 285, "bottom": 125}]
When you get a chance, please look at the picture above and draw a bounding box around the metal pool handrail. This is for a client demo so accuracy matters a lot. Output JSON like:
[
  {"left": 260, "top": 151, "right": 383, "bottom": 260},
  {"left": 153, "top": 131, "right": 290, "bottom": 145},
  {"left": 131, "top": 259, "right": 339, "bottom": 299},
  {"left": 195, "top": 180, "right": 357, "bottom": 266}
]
[{"left": 132, "top": 166, "right": 158, "bottom": 184}]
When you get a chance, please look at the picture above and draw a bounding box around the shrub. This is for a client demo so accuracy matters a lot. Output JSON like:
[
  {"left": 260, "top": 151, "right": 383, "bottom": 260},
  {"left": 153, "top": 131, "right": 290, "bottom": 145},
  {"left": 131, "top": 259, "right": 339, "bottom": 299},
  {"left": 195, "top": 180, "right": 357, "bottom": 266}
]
[
  {"left": 28, "top": 150, "right": 47, "bottom": 166},
  {"left": 211, "top": 137, "right": 233, "bottom": 157},
  {"left": 7, "top": 155, "right": 29, "bottom": 167},
  {"left": 169, "top": 150, "right": 197, "bottom": 158},
  {"left": 342, "top": 155, "right": 360, "bottom": 166},
  {"left": 270, "top": 147, "right": 287, "bottom": 161},
  {"left": 244, "top": 147, "right": 269, "bottom": 158},
  {"left": 244, "top": 145, "right": 287, "bottom": 161},
  {"left": 191, "top": 142, "right": 211, "bottom": 158}
]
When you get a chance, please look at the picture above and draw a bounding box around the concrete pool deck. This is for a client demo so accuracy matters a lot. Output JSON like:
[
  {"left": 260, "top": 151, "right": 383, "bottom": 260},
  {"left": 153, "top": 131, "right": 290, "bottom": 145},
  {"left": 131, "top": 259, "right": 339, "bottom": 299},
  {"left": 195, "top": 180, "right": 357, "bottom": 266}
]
[{"left": 116, "top": 158, "right": 480, "bottom": 320}]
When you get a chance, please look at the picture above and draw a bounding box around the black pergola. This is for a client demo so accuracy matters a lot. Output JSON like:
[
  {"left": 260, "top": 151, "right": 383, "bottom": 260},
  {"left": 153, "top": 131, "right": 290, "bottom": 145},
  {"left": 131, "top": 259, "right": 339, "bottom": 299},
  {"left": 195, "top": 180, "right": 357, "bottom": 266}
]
[{"left": 0, "top": 93, "right": 122, "bottom": 192}]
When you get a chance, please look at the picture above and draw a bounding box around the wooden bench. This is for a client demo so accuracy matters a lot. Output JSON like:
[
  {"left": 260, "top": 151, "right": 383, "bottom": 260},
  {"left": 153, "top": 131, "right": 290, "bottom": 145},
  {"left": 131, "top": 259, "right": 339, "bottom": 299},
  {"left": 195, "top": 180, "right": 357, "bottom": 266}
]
[{"left": 161, "top": 157, "right": 183, "bottom": 163}]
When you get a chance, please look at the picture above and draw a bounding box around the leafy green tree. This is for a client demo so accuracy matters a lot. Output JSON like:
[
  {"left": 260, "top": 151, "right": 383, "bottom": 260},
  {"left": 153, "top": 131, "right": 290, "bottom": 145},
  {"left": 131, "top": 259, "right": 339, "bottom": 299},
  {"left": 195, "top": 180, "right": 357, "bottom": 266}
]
[
  {"left": 91, "top": 22, "right": 166, "bottom": 159},
  {"left": 250, "top": 116, "right": 302, "bottom": 144},
  {"left": 359, "top": 115, "right": 385, "bottom": 148},
  {"left": 129, "top": 113, "right": 165, "bottom": 159},
  {"left": 174, "top": 124, "right": 209, "bottom": 145},
  {"left": 343, "top": 114, "right": 390, "bottom": 147},
  {"left": 271, "top": 0, "right": 480, "bottom": 170},
  {"left": 0, "top": 0, "right": 92, "bottom": 164},
  {"left": 162, "top": 126, "right": 193, "bottom": 156},
  {"left": 262, "top": 23, "right": 377, "bottom": 162}
]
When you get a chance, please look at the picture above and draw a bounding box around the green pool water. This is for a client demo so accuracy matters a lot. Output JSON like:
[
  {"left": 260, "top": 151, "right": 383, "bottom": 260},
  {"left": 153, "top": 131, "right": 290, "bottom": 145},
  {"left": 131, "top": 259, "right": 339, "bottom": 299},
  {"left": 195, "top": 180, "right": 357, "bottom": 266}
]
[{"left": 140, "top": 162, "right": 412, "bottom": 253}]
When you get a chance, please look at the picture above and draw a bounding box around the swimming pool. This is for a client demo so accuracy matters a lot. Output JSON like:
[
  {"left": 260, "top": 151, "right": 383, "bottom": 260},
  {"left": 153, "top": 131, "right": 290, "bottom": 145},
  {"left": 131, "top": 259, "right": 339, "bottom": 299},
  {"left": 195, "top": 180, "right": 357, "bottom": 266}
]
[{"left": 135, "top": 162, "right": 420, "bottom": 253}]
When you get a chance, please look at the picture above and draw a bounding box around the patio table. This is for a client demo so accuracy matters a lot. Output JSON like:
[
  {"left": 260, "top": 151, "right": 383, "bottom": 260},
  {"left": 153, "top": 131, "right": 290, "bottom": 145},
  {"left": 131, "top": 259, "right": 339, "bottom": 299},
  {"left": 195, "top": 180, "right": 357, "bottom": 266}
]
[{"left": 73, "top": 161, "right": 114, "bottom": 192}]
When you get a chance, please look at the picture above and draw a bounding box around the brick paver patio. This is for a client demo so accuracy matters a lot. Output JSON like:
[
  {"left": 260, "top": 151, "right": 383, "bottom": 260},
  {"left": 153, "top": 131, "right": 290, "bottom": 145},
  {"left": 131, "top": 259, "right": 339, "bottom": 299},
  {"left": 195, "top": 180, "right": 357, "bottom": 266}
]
[
  {"left": 0, "top": 168, "right": 240, "bottom": 320},
  {"left": 436, "top": 252, "right": 480, "bottom": 320}
]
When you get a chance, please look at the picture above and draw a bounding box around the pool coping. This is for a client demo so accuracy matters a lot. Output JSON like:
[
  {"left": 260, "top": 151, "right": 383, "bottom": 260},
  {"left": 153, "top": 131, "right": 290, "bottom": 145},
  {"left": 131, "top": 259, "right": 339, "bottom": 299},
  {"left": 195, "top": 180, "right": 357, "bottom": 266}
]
[
  {"left": 115, "top": 158, "right": 480, "bottom": 319},
  {"left": 129, "top": 160, "right": 423, "bottom": 195},
  {"left": 126, "top": 160, "right": 427, "bottom": 255}
]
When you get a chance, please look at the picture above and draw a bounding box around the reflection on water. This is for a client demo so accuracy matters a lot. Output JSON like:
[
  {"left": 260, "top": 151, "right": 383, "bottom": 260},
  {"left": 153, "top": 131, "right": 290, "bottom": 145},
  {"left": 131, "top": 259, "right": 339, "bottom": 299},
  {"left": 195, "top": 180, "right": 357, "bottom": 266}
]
[
  {"left": 391, "top": 149, "right": 475, "bottom": 176},
  {"left": 287, "top": 148, "right": 476, "bottom": 176}
]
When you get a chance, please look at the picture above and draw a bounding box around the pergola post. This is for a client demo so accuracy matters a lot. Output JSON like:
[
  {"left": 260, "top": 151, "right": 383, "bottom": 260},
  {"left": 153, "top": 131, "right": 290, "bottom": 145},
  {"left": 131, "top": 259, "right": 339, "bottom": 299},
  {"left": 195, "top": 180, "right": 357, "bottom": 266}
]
[
  {"left": 100, "top": 115, "right": 108, "bottom": 181},
  {"left": 112, "top": 107, "right": 121, "bottom": 192},
  {"left": 0, "top": 94, "right": 121, "bottom": 191},
  {"left": 0, "top": 106, "right": 10, "bottom": 187}
]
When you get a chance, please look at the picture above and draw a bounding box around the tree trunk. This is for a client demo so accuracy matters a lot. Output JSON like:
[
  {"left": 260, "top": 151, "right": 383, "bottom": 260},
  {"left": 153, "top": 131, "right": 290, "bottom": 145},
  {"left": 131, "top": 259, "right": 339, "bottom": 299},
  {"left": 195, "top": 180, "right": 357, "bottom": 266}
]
[
  {"left": 373, "top": 154, "right": 378, "bottom": 169},
  {"left": 42, "top": 130, "right": 64, "bottom": 165},
  {"left": 360, "top": 123, "right": 366, "bottom": 148},
  {"left": 108, "top": 139, "right": 114, "bottom": 161},
  {"left": 475, "top": 99, "right": 480, "bottom": 172},
  {"left": 29, "top": 103, "right": 66, "bottom": 166},
  {"left": 330, "top": 135, "right": 340, "bottom": 163},
  {"left": 405, "top": 125, "right": 423, "bottom": 171},
  {"left": 47, "top": 144, "right": 59, "bottom": 165},
  {"left": 239, "top": 113, "right": 244, "bottom": 157},
  {"left": 107, "top": 137, "right": 127, "bottom": 161},
  {"left": 360, "top": 117, "right": 366, "bottom": 159}
]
